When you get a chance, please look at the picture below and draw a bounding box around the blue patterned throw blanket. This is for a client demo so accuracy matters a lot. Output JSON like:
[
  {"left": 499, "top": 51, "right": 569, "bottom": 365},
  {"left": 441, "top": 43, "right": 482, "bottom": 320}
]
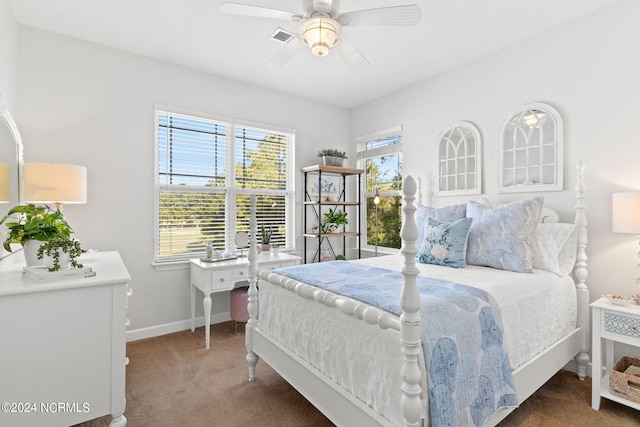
[{"left": 271, "top": 261, "right": 518, "bottom": 426}]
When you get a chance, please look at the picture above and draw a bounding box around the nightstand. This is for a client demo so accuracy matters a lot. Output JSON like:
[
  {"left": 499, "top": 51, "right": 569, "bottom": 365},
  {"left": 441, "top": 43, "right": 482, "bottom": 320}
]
[{"left": 591, "top": 297, "right": 640, "bottom": 411}]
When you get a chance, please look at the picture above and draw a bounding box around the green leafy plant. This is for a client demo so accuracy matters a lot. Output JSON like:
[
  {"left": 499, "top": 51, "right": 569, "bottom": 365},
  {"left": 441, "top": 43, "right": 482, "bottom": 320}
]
[
  {"left": 36, "top": 237, "right": 84, "bottom": 271},
  {"left": 317, "top": 149, "right": 347, "bottom": 159},
  {"left": 315, "top": 208, "right": 348, "bottom": 234},
  {"left": 335, "top": 255, "right": 346, "bottom": 261},
  {"left": 260, "top": 224, "right": 272, "bottom": 244},
  {"left": 0, "top": 204, "right": 73, "bottom": 252}
]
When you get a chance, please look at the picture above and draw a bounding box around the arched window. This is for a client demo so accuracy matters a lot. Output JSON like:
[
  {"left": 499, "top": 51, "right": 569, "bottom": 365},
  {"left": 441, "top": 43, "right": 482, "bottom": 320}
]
[
  {"left": 436, "top": 121, "right": 482, "bottom": 196},
  {"left": 499, "top": 103, "right": 563, "bottom": 193}
]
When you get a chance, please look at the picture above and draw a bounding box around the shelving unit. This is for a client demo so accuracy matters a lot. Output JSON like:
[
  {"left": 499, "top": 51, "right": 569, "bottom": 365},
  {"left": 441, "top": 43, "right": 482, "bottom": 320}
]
[{"left": 302, "top": 165, "right": 363, "bottom": 263}]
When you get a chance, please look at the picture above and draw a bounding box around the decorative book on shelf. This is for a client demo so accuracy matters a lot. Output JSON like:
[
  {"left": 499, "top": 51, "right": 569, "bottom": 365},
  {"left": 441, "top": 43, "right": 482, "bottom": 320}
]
[{"left": 23, "top": 266, "right": 96, "bottom": 281}]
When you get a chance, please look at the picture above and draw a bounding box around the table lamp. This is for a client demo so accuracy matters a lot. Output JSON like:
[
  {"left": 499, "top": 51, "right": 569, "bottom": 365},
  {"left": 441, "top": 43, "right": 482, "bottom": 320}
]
[
  {"left": 25, "top": 162, "right": 87, "bottom": 210},
  {"left": 612, "top": 192, "right": 640, "bottom": 287},
  {"left": 0, "top": 162, "right": 8, "bottom": 203}
]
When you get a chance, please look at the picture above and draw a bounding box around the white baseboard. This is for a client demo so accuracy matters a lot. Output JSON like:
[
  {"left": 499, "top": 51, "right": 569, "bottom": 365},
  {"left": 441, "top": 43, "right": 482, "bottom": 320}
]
[{"left": 126, "top": 311, "right": 231, "bottom": 342}]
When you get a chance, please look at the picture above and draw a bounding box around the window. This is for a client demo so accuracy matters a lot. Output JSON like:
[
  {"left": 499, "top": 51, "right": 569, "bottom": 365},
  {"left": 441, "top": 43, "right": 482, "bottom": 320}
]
[
  {"left": 155, "top": 108, "right": 294, "bottom": 263},
  {"left": 357, "top": 126, "right": 403, "bottom": 251}
]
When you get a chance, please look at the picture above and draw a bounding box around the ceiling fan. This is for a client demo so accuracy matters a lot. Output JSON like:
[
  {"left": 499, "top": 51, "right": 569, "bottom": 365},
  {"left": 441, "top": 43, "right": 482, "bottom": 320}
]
[{"left": 219, "top": 0, "right": 421, "bottom": 70}]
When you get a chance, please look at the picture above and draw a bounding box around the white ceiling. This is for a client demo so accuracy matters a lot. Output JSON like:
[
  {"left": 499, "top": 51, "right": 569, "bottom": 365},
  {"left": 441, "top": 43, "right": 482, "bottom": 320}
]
[{"left": 7, "top": 0, "right": 620, "bottom": 109}]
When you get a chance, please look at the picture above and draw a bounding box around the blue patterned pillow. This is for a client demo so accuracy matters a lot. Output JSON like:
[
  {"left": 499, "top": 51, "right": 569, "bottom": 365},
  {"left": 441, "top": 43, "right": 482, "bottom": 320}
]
[
  {"left": 415, "top": 204, "right": 467, "bottom": 249},
  {"left": 417, "top": 217, "right": 472, "bottom": 268},
  {"left": 466, "top": 197, "right": 543, "bottom": 273}
]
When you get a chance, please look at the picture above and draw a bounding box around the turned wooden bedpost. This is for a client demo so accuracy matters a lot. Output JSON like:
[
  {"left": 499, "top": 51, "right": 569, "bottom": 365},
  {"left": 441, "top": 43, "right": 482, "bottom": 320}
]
[
  {"left": 246, "top": 194, "right": 259, "bottom": 382},
  {"left": 573, "top": 161, "right": 590, "bottom": 380},
  {"left": 400, "top": 176, "right": 424, "bottom": 426}
]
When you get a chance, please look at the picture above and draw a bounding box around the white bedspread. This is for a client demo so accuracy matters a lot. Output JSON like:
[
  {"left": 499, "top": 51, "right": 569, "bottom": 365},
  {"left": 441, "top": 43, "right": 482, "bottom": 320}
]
[{"left": 257, "top": 255, "right": 577, "bottom": 426}]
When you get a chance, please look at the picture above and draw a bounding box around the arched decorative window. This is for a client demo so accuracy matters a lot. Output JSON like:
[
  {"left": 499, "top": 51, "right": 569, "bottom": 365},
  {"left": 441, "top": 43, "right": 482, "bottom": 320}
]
[
  {"left": 499, "top": 102, "right": 563, "bottom": 193},
  {"left": 436, "top": 121, "right": 482, "bottom": 196}
]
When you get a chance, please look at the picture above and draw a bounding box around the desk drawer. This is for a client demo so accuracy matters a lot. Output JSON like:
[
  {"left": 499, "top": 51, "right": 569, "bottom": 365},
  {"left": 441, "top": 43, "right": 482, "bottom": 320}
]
[
  {"left": 209, "top": 270, "right": 232, "bottom": 291},
  {"left": 232, "top": 267, "right": 249, "bottom": 281},
  {"left": 604, "top": 311, "right": 640, "bottom": 339}
]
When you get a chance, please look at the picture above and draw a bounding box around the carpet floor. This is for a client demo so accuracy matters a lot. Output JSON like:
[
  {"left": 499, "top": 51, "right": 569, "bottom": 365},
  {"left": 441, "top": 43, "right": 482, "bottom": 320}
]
[{"left": 75, "top": 322, "right": 640, "bottom": 426}]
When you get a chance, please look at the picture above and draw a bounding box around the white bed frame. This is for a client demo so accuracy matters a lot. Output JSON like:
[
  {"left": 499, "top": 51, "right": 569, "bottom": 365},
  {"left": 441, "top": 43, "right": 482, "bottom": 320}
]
[{"left": 245, "top": 162, "right": 590, "bottom": 427}]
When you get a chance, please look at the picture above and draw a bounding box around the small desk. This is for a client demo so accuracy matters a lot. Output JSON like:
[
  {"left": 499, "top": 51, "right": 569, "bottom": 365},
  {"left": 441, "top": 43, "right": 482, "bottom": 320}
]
[
  {"left": 591, "top": 297, "right": 640, "bottom": 411},
  {"left": 190, "top": 252, "right": 301, "bottom": 348}
]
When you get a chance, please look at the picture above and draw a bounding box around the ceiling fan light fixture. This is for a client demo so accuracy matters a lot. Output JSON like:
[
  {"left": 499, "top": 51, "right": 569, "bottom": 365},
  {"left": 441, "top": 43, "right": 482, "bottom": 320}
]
[{"left": 299, "top": 16, "right": 341, "bottom": 57}]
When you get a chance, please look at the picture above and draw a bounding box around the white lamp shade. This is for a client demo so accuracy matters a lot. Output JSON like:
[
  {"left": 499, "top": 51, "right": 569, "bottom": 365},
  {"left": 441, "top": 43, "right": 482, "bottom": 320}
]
[
  {"left": 25, "top": 162, "right": 87, "bottom": 204},
  {"left": 0, "top": 162, "right": 8, "bottom": 202},
  {"left": 612, "top": 192, "right": 640, "bottom": 234}
]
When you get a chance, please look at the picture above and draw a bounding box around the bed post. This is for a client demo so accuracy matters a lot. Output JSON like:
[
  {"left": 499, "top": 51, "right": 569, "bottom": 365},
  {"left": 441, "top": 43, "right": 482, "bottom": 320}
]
[
  {"left": 573, "top": 161, "right": 590, "bottom": 380},
  {"left": 246, "top": 194, "right": 259, "bottom": 382},
  {"left": 400, "top": 176, "right": 424, "bottom": 426}
]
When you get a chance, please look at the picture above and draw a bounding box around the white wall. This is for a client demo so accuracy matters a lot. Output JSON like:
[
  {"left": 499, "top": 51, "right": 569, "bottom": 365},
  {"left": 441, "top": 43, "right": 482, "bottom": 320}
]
[
  {"left": 351, "top": 0, "right": 640, "bottom": 312},
  {"left": 16, "top": 27, "right": 351, "bottom": 338},
  {"left": 0, "top": 0, "right": 18, "bottom": 108}
]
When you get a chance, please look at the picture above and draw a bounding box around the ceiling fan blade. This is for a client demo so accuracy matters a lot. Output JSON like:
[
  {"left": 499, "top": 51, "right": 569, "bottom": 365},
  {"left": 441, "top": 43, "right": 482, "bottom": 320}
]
[
  {"left": 268, "top": 37, "right": 303, "bottom": 67},
  {"left": 338, "top": 4, "right": 421, "bottom": 26},
  {"left": 335, "top": 36, "right": 369, "bottom": 71},
  {"left": 220, "top": 3, "right": 302, "bottom": 21}
]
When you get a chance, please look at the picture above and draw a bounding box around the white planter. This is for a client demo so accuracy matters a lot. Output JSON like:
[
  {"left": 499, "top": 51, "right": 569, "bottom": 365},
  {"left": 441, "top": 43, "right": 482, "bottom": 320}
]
[
  {"left": 23, "top": 240, "right": 45, "bottom": 266},
  {"left": 42, "top": 249, "right": 71, "bottom": 270}
]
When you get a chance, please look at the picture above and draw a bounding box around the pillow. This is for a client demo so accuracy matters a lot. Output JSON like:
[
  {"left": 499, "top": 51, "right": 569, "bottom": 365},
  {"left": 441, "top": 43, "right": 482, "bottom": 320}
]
[
  {"left": 415, "top": 204, "right": 467, "bottom": 249},
  {"left": 531, "top": 223, "right": 577, "bottom": 276},
  {"left": 466, "top": 197, "right": 543, "bottom": 273},
  {"left": 417, "top": 217, "right": 472, "bottom": 268}
]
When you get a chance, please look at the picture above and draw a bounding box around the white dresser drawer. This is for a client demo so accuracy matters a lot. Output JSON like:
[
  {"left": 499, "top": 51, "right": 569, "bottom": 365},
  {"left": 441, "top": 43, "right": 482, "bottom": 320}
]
[{"left": 603, "top": 311, "right": 640, "bottom": 340}]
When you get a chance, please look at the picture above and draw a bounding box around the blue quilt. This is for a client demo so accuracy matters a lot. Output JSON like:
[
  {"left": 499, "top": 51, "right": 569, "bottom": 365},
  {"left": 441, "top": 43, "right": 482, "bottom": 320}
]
[{"left": 271, "top": 261, "right": 518, "bottom": 427}]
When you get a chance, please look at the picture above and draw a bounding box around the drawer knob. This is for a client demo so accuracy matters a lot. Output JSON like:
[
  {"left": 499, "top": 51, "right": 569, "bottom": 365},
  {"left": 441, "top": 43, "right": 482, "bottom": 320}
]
[
  {"left": 220, "top": 278, "right": 224, "bottom": 282},
  {"left": 631, "top": 326, "right": 639, "bottom": 332}
]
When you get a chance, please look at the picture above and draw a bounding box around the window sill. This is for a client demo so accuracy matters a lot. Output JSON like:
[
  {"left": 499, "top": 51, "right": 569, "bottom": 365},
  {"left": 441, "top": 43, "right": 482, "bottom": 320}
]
[{"left": 152, "top": 260, "right": 190, "bottom": 272}]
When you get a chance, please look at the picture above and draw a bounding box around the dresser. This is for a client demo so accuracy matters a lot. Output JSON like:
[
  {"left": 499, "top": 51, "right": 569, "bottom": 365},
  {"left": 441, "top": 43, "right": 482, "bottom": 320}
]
[
  {"left": 0, "top": 251, "right": 131, "bottom": 427},
  {"left": 190, "top": 252, "right": 301, "bottom": 348}
]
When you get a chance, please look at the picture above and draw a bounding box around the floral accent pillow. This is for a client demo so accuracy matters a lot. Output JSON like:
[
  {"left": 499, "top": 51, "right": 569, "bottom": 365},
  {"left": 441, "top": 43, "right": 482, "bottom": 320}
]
[
  {"left": 415, "top": 204, "right": 467, "bottom": 249},
  {"left": 417, "top": 217, "right": 473, "bottom": 268},
  {"left": 466, "top": 197, "right": 543, "bottom": 273}
]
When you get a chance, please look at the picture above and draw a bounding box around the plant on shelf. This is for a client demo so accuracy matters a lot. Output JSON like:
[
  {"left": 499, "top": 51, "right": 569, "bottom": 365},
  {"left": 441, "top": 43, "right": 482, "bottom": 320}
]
[
  {"left": 315, "top": 208, "right": 348, "bottom": 234},
  {"left": 260, "top": 224, "right": 272, "bottom": 251},
  {"left": 317, "top": 149, "right": 347, "bottom": 167},
  {"left": 36, "top": 237, "right": 84, "bottom": 272},
  {"left": 0, "top": 204, "right": 73, "bottom": 252}
]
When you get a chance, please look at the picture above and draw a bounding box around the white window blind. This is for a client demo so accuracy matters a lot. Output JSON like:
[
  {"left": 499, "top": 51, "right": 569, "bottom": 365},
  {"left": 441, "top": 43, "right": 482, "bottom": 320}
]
[{"left": 155, "top": 109, "right": 294, "bottom": 263}]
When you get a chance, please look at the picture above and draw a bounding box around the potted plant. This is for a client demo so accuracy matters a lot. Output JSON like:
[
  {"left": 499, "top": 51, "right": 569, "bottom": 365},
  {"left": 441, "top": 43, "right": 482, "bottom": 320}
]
[
  {"left": 0, "top": 204, "right": 74, "bottom": 265},
  {"left": 260, "top": 224, "right": 272, "bottom": 252},
  {"left": 36, "top": 237, "right": 84, "bottom": 272},
  {"left": 316, "top": 208, "right": 348, "bottom": 234},
  {"left": 317, "top": 149, "right": 347, "bottom": 167}
]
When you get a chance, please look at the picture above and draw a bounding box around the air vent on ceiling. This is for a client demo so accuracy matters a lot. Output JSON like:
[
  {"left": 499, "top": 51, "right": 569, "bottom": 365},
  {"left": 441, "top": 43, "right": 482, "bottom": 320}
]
[{"left": 270, "top": 28, "right": 295, "bottom": 44}]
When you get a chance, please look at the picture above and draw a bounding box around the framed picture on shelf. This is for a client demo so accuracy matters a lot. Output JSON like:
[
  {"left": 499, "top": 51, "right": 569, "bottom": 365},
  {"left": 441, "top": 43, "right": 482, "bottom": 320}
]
[{"left": 308, "top": 176, "right": 340, "bottom": 202}]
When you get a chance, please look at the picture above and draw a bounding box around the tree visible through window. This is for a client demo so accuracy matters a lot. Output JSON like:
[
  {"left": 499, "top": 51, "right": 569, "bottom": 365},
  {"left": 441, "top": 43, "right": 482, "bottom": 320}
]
[
  {"left": 357, "top": 127, "right": 403, "bottom": 251},
  {"left": 155, "top": 109, "right": 294, "bottom": 263}
]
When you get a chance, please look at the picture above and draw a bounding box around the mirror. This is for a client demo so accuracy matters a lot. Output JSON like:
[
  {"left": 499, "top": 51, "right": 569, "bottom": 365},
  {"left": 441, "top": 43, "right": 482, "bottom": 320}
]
[
  {"left": 234, "top": 231, "right": 249, "bottom": 257},
  {"left": 498, "top": 102, "right": 563, "bottom": 193},
  {"left": 0, "top": 92, "right": 25, "bottom": 259},
  {"left": 436, "top": 121, "right": 482, "bottom": 196}
]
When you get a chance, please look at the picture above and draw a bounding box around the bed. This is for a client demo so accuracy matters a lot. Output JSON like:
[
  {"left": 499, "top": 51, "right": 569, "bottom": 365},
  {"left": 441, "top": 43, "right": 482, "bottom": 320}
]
[{"left": 244, "top": 162, "right": 590, "bottom": 426}]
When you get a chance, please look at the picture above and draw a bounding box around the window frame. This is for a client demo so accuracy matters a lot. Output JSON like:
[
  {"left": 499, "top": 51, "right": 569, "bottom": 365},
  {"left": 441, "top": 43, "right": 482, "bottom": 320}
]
[
  {"left": 436, "top": 121, "right": 482, "bottom": 196},
  {"left": 356, "top": 125, "right": 403, "bottom": 254},
  {"left": 154, "top": 105, "right": 295, "bottom": 264}
]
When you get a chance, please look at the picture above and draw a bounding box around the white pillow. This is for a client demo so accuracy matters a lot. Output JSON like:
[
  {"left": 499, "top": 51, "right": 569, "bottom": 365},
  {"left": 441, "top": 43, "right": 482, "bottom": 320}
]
[{"left": 531, "top": 223, "right": 577, "bottom": 276}]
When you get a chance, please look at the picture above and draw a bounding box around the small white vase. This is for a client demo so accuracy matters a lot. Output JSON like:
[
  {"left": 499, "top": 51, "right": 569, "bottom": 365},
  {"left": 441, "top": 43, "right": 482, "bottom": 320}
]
[{"left": 23, "top": 240, "right": 45, "bottom": 266}]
